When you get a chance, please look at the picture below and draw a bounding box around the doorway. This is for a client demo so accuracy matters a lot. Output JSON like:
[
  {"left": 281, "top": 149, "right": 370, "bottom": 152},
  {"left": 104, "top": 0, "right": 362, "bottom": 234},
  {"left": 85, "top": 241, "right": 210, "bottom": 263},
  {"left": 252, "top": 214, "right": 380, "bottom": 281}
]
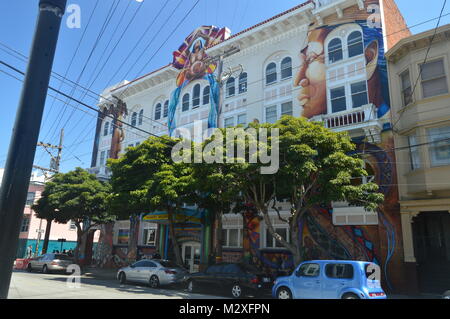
[
  {"left": 412, "top": 212, "right": 450, "bottom": 293},
  {"left": 182, "top": 241, "right": 201, "bottom": 273}
]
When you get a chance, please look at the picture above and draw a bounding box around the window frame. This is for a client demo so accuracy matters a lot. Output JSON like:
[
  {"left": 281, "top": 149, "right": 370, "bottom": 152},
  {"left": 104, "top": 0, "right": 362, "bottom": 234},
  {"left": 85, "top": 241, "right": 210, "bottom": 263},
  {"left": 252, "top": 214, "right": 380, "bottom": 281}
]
[
  {"left": 131, "top": 112, "right": 137, "bottom": 127},
  {"left": 280, "top": 57, "right": 292, "bottom": 80},
  {"left": 20, "top": 215, "right": 30, "bottom": 232},
  {"left": 427, "top": 126, "right": 450, "bottom": 167},
  {"left": 222, "top": 227, "right": 243, "bottom": 248},
  {"left": 328, "top": 38, "right": 343, "bottom": 64},
  {"left": 103, "top": 122, "right": 109, "bottom": 136},
  {"left": 330, "top": 85, "right": 347, "bottom": 113},
  {"left": 138, "top": 109, "right": 144, "bottom": 126},
  {"left": 203, "top": 86, "right": 210, "bottom": 105},
  {"left": 408, "top": 134, "right": 421, "bottom": 170},
  {"left": 238, "top": 72, "right": 248, "bottom": 94},
  {"left": 163, "top": 100, "right": 169, "bottom": 118},
  {"left": 264, "top": 226, "right": 290, "bottom": 248},
  {"left": 420, "top": 58, "right": 449, "bottom": 99},
  {"left": 182, "top": 93, "right": 190, "bottom": 112},
  {"left": 226, "top": 77, "right": 236, "bottom": 98},
  {"left": 400, "top": 69, "right": 413, "bottom": 106},
  {"left": 154, "top": 103, "right": 162, "bottom": 120},
  {"left": 350, "top": 80, "right": 369, "bottom": 108},
  {"left": 192, "top": 84, "right": 201, "bottom": 108},
  {"left": 347, "top": 31, "right": 364, "bottom": 58},
  {"left": 265, "top": 62, "right": 277, "bottom": 85}
]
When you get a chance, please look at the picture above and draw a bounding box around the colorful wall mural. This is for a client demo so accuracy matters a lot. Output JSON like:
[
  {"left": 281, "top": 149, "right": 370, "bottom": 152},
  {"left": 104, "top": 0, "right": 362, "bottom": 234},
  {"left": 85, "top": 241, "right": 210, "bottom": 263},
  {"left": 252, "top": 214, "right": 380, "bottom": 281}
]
[{"left": 168, "top": 26, "right": 229, "bottom": 135}]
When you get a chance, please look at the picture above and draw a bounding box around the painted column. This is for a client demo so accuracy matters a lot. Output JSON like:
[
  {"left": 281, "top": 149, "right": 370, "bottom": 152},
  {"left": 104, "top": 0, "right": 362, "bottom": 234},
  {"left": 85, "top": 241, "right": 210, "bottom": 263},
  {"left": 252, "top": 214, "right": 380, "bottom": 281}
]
[{"left": 400, "top": 211, "right": 417, "bottom": 263}]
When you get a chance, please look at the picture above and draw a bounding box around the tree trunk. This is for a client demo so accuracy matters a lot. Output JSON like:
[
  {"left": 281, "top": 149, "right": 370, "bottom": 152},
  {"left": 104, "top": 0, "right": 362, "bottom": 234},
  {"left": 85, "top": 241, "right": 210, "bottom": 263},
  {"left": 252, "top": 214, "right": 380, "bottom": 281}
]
[
  {"left": 127, "top": 214, "right": 139, "bottom": 261},
  {"left": 290, "top": 211, "right": 305, "bottom": 266},
  {"left": 41, "top": 218, "right": 52, "bottom": 254},
  {"left": 215, "top": 210, "right": 223, "bottom": 261},
  {"left": 260, "top": 206, "right": 296, "bottom": 257},
  {"left": 167, "top": 208, "right": 183, "bottom": 265}
]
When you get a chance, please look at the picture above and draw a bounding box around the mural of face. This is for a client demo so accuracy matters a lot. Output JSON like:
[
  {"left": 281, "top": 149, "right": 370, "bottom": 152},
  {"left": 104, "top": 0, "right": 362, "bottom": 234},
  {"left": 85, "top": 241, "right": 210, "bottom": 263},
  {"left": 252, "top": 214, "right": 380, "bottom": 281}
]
[
  {"left": 295, "top": 24, "right": 383, "bottom": 119},
  {"left": 294, "top": 29, "right": 328, "bottom": 119}
]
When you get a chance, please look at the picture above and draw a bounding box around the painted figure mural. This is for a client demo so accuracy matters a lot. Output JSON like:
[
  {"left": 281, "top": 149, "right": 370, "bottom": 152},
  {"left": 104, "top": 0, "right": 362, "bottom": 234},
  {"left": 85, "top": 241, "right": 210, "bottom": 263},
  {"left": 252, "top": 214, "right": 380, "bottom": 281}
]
[{"left": 168, "top": 26, "right": 229, "bottom": 135}]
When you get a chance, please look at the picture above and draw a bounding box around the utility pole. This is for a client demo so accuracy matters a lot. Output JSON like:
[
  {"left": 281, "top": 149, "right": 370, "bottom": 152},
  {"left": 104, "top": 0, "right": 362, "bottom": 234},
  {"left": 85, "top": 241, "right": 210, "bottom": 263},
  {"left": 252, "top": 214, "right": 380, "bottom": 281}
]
[
  {"left": 34, "top": 128, "right": 64, "bottom": 255},
  {"left": 0, "top": 0, "right": 66, "bottom": 299}
]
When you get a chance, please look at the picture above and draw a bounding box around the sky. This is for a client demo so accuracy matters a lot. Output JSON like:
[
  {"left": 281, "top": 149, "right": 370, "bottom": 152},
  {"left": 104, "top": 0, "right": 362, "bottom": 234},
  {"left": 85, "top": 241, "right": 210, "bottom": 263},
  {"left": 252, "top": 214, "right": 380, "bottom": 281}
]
[{"left": 0, "top": 0, "right": 449, "bottom": 174}]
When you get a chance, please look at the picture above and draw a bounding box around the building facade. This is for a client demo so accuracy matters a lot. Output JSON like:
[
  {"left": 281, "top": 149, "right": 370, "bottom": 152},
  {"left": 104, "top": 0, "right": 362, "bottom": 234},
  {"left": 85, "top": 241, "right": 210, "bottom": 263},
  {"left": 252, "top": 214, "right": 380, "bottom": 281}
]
[
  {"left": 90, "top": 0, "right": 413, "bottom": 292},
  {"left": 386, "top": 24, "right": 450, "bottom": 294}
]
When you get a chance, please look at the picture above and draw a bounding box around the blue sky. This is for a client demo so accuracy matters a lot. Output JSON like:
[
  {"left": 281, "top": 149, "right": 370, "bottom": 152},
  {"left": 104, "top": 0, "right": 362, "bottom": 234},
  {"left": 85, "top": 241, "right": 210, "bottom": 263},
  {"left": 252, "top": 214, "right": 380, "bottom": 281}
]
[{"left": 0, "top": 0, "right": 449, "bottom": 174}]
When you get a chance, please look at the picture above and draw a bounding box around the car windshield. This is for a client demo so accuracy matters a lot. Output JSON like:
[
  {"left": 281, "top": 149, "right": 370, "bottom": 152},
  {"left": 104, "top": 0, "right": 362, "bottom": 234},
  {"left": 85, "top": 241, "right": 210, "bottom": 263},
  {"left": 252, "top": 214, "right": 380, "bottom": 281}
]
[
  {"left": 54, "top": 254, "right": 72, "bottom": 260},
  {"left": 159, "top": 261, "right": 179, "bottom": 268}
]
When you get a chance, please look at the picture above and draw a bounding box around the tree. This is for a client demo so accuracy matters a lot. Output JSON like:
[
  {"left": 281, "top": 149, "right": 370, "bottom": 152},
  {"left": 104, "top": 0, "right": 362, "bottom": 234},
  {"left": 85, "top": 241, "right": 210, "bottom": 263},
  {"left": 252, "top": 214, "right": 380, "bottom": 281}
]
[
  {"left": 221, "top": 116, "right": 384, "bottom": 264},
  {"left": 33, "top": 168, "right": 113, "bottom": 263},
  {"left": 190, "top": 132, "right": 243, "bottom": 261},
  {"left": 108, "top": 136, "right": 190, "bottom": 265}
]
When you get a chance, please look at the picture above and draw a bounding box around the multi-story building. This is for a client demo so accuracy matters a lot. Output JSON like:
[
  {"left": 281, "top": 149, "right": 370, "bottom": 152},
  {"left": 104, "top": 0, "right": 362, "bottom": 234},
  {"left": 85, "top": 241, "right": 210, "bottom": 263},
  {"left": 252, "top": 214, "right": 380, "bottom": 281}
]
[
  {"left": 386, "top": 24, "right": 450, "bottom": 294},
  {"left": 90, "top": 0, "right": 413, "bottom": 292},
  {"left": 0, "top": 169, "right": 99, "bottom": 258}
]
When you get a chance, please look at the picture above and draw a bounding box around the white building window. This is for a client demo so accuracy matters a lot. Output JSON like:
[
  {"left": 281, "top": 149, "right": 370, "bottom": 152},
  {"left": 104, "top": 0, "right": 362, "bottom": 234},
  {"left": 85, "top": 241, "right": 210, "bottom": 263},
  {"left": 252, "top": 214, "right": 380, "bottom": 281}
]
[
  {"left": 281, "top": 101, "right": 293, "bottom": 117},
  {"left": 400, "top": 70, "right": 413, "bottom": 106},
  {"left": 265, "top": 105, "right": 277, "bottom": 123},
  {"left": 163, "top": 100, "right": 169, "bottom": 118},
  {"left": 154, "top": 103, "right": 162, "bottom": 120},
  {"left": 224, "top": 117, "right": 235, "bottom": 128},
  {"left": 142, "top": 224, "right": 157, "bottom": 246},
  {"left": 408, "top": 135, "right": 421, "bottom": 170},
  {"left": 203, "top": 86, "right": 210, "bottom": 105},
  {"left": 131, "top": 112, "right": 137, "bottom": 126},
  {"left": 21, "top": 216, "right": 30, "bottom": 232},
  {"left": 281, "top": 57, "right": 292, "bottom": 79},
  {"left": 26, "top": 192, "right": 35, "bottom": 206},
  {"left": 330, "top": 86, "right": 346, "bottom": 113},
  {"left": 420, "top": 59, "right": 448, "bottom": 98},
  {"left": 347, "top": 31, "right": 364, "bottom": 58},
  {"left": 182, "top": 93, "right": 190, "bottom": 112},
  {"left": 237, "top": 113, "right": 247, "bottom": 126},
  {"left": 428, "top": 126, "right": 450, "bottom": 167},
  {"left": 266, "top": 62, "right": 277, "bottom": 85},
  {"left": 222, "top": 228, "right": 242, "bottom": 248},
  {"left": 103, "top": 122, "right": 109, "bottom": 136},
  {"left": 99, "top": 151, "right": 105, "bottom": 166},
  {"left": 69, "top": 220, "right": 77, "bottom": 230},
  {"left": 238, "top": 73, "right": 247, "bottom": 94},
  {"left": 328, "top": 38, "right": 343, "bottom": 63},
  {"left": 193, "top": 84, "right": 201, "bottom": 108},
  {"left": 226, "top": 77, "right": 235, "bottom": 97},
  {"left": 351, "top": 81, "right": 368, "bottom": 108},
  {"left": 138, "top": 109, "right": 144, "bottom": 125}
]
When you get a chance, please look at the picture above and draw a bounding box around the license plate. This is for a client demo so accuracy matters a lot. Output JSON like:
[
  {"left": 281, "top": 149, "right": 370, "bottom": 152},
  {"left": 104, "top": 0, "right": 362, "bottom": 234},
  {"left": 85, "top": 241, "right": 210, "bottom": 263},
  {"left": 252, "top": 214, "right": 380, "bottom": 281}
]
[{"left": 262, "top": 277, "right": 271, "bottom": 283}]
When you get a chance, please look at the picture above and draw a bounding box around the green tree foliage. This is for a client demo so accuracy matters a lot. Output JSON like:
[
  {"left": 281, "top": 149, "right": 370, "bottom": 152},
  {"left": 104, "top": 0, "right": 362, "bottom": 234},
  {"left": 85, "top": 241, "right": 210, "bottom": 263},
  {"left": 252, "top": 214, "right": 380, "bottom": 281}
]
[
  {"left": 32, "top": 168, "right": 113, "bottom": 262},
  {"left": 218, "top": 116, "right": 384, "bottom": 264},
  {"left": 108, "top": 136, "right": 190, "bottom": 265}
]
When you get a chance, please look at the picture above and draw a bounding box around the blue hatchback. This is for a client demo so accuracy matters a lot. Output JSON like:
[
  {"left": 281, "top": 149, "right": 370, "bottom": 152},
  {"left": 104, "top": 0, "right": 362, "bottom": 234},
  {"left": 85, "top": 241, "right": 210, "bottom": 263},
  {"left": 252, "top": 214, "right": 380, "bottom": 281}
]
[{"left": 272, "top": 260, "right": 387, "bottom": 299}]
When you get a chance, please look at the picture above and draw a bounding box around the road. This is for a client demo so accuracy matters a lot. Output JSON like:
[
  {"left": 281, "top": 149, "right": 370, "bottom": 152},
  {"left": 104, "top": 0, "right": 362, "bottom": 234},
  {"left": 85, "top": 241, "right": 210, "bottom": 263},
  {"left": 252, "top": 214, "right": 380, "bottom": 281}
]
[{"left": 8, "top": 270, "right": 226, "bottom": 299}]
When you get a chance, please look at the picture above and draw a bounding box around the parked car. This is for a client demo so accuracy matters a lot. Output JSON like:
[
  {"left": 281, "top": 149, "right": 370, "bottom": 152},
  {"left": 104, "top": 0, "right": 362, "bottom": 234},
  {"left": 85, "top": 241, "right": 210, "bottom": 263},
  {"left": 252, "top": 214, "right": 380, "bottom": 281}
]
[
  {"left": 272, "top": 260, "right": 387, "bottom": 299},
  {"left": 186, "top": 263, "right": 274, "bottom": 298},
  {"left": 117, "top": 259, "right": 188, "bottom": 288},
  {"left": 27, "top": 253, "right": 74, "bottom": 274}
]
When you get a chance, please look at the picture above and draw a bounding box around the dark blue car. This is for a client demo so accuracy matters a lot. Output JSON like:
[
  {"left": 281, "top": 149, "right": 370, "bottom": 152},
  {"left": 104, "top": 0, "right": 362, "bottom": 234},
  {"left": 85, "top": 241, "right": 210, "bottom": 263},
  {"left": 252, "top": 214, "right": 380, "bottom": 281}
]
[{"left": 272, "top": 260, "right": 387, "bottom": 299}]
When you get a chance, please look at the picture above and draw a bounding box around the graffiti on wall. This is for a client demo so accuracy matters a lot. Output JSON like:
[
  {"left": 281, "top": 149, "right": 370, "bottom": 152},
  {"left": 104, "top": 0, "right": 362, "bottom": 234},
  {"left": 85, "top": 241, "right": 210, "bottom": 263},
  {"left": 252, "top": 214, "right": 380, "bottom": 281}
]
[{"left": 168, "top": 26, "right": 229, "bottom": 135}]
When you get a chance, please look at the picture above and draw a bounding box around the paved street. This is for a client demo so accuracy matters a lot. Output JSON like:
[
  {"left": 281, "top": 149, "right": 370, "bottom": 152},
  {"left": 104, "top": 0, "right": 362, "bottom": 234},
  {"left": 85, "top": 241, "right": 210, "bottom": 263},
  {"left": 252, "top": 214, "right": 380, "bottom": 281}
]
[{"left": 8, "top": 270, "right": 226, "bottom": 299}]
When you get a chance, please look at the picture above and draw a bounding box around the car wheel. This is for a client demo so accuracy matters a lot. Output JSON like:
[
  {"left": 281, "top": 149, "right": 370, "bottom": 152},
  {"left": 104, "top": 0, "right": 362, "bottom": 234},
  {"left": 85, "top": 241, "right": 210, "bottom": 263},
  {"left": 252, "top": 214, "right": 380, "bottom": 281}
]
[
  {"left": 342, "top": 293, "right": 359, "bottom": 299},
  {"left": 118, "top": 272, "right": 127, "bottom": 284},
  {"left": 42, "top": 265, "right": 49, "bottom": 274},
  {"left": 27, "top": 263, "right": 32, "bottom": 272},
  {"left": 231, "top": 283, "right": 243, "bottom": 298},
  {"left": 277, "top": 287, "right": 292, "bottom": 299},
  {"left": 149, "top": 275, "right": 160, "bottom": 289},
  {"left": 187, "top": 280, "right": 195, "bottom": 293}
]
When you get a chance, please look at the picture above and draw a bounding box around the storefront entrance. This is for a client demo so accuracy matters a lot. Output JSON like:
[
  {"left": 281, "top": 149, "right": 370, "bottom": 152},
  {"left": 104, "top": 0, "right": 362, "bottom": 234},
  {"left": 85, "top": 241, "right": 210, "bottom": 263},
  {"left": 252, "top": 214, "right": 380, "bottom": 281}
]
[
  {"left": 182, "top": 241, "right": 201, "bottom": 273},
  {"left": 412, "top": 212, "right": 450, "bottom": 293}
]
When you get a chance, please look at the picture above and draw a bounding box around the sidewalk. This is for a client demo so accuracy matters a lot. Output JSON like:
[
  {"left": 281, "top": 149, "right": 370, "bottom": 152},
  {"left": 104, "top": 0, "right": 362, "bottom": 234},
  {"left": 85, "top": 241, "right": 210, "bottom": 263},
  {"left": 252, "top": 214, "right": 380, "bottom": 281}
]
[{"left": 389, "top": 293, "right": 442, "bottom": 299}]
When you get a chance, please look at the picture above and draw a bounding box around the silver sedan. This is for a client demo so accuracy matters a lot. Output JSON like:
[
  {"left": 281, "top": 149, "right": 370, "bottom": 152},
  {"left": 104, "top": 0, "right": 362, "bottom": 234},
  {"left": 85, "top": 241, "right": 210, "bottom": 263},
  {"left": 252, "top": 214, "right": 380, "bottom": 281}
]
[
  {"left": 27, "top": 253, "right": 74, "bottom": 273},
  {"left": 117, "top": 259, "right": 188, "bottom": 288}
]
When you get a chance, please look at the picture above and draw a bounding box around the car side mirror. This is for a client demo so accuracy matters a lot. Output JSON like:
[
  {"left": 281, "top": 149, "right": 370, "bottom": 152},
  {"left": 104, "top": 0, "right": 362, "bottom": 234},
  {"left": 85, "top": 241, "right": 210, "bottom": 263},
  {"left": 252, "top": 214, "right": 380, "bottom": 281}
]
[
  {"left": 130, "top": 264, "right": 135, "bottom": 268},
  {"left": 295, "top": 269, "right": 303, "bottom": 277}
]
